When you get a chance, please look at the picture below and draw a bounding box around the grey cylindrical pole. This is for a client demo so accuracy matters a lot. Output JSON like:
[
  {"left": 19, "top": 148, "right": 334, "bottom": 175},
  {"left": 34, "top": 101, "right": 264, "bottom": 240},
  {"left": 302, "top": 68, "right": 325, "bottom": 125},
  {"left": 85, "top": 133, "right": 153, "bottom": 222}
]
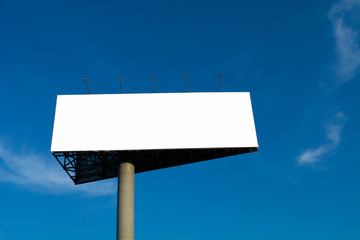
[{"left": 117, "top": 162, "right": 135, "bottom": 240}]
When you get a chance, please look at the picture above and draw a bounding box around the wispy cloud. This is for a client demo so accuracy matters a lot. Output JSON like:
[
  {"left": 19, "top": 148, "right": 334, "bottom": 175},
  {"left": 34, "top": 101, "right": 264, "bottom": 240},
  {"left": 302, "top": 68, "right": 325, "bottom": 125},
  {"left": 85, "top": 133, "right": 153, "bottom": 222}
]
[
  {"left": 0, "top": 140, "right": 116, "bottom": 196},
  {"left": 329, "top": 0, "right": 360, "bottom": 82},
  {"left": 298, "top": 112, "right": 348, "bottom": 165}
]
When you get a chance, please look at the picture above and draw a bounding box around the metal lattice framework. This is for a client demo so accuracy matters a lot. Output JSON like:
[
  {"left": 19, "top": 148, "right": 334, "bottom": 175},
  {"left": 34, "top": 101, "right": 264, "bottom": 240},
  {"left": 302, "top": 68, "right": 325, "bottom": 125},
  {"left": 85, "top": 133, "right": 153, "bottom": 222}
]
[{"left": 53, "top": 147, "right": 258, "bottom": 184}]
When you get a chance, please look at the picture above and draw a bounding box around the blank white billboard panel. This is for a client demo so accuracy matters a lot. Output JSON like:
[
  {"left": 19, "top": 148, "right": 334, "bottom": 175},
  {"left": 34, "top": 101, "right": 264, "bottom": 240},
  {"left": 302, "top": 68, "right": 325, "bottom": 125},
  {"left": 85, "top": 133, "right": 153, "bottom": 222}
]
[{"left": 51, "top": 92, "right": 258, "bottom": 152}]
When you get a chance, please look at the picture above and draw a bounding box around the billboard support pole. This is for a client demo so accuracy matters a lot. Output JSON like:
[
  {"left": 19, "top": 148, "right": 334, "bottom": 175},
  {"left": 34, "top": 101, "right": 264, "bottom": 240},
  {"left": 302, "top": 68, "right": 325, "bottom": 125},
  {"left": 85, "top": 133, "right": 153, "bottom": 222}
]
[{"left": 117, "top": 162, "right": 135, "bottom": 240}]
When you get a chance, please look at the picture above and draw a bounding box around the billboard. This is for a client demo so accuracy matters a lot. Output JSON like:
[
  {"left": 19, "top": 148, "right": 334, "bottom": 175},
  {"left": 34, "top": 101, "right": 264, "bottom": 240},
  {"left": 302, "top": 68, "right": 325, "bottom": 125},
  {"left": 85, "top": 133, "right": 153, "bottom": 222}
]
[
  {"left": 51, "top": 92, "right": 258, "bottom": 184},
  {"left": 51, "top": 92, "right": 258, "bottom": 152}
]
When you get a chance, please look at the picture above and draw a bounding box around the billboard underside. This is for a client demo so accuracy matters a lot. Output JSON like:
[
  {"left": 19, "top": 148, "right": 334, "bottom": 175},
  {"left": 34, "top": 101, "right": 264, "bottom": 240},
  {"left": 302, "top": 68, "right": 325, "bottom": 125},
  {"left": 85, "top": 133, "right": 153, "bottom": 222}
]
[{"left": 53, "top": 147, "right": 257, "bottom": 184}]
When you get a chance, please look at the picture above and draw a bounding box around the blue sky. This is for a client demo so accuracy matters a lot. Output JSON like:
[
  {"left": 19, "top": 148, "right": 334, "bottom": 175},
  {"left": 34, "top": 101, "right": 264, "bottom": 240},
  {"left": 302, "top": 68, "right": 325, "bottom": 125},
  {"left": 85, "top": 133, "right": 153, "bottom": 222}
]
[{"left": 0, "top": 0, "right": 359, "bottom": 239}]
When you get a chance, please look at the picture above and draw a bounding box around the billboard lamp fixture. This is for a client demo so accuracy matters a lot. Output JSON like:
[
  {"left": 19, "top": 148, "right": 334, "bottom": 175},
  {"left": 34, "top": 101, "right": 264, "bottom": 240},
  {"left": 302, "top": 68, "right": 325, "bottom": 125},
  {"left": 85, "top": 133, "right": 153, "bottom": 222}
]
[
  {"left": 152, "top": 75, "right": 155, "bottom": 93},
  {"left": 217, "top": 74, "right": 222, "bottom": 92},
  {"left": 118, "top": 76, "right": 123, "bottom": 94},
  {"left": 84, "top": 76, "right": 91, "bottom": 94}
]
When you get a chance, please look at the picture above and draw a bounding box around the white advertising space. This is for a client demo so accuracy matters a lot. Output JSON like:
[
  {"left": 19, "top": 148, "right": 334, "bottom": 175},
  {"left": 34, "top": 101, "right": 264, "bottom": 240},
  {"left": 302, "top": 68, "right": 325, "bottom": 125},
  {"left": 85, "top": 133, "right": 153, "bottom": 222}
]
[{"left": 51, "top": 92, "right": 258, "bottom": 152}]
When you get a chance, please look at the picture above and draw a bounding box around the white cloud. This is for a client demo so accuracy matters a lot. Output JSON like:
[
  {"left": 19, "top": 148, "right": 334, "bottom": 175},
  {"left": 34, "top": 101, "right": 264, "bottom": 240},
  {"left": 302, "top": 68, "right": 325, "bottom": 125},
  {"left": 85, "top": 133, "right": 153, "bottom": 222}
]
[
  {"left": 329, "top": 0, "right": 360, "bottom": 82},
  {"left": 298, "top": 112, "right": 348, "bottom": 165},
  {"left": 0, "top": 141, "right": 116, "bottom": 196}
]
